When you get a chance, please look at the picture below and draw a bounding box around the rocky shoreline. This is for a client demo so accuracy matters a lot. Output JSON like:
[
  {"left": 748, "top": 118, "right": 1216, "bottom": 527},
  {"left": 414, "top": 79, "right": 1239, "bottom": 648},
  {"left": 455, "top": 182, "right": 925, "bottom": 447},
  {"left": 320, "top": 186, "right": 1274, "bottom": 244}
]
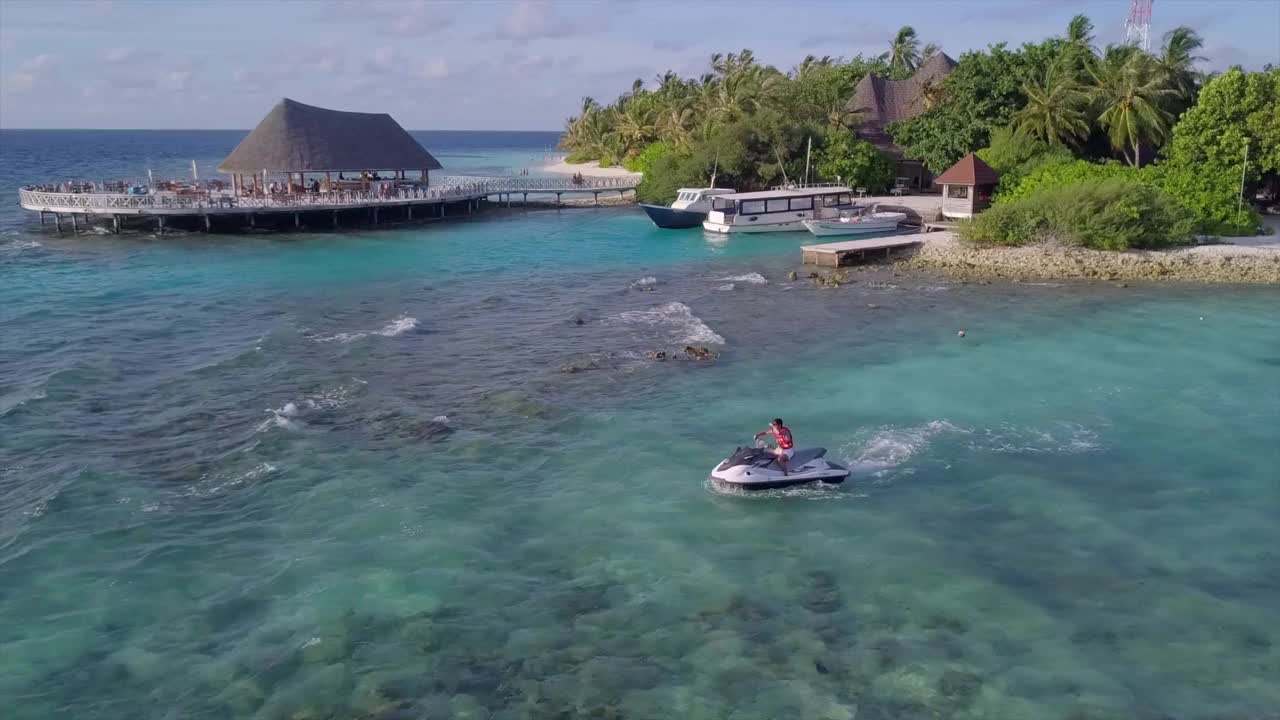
[{"left": 899, "top": 232, "right": 1280, "bottom": 283}]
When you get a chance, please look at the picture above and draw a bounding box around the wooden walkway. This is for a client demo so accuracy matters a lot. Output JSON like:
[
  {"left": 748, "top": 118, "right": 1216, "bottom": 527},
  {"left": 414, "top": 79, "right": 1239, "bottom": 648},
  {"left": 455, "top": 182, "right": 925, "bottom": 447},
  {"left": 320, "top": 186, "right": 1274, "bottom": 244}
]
[
  {"left": 17, "top": 173, "right": 643, "bottom": 234},
  {"left": 801, "top": 234, "right": 925, "bottom": 267}
]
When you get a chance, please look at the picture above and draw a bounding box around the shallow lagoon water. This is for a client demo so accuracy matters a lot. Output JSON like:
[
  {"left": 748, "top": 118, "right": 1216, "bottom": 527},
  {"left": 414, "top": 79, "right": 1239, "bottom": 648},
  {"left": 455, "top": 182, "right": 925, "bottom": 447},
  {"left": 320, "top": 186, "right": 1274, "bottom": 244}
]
[{"left": 3, "top": 132, "right": 1280, "bottom": 719}]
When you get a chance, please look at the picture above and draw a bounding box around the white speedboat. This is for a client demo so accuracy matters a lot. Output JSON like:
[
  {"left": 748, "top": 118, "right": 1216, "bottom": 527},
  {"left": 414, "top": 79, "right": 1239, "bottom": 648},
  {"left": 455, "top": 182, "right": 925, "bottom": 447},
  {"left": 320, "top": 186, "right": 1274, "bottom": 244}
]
[
  {"left": 802, "top": 206, "right": 908, "bottom": 237},
  {"left": 702, "top": 184, "right": 857, "bottom": 233},
  {"left": 640, "top": 187, "right": 736, "bottom": 229}
]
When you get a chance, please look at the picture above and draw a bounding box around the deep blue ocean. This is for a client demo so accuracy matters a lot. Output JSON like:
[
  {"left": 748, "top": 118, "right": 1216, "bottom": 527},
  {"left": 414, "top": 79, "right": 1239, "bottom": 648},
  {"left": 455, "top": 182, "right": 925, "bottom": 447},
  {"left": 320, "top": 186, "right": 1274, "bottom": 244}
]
[{"left": 2, "top": 130, "right": 1278, "bottom": 720}]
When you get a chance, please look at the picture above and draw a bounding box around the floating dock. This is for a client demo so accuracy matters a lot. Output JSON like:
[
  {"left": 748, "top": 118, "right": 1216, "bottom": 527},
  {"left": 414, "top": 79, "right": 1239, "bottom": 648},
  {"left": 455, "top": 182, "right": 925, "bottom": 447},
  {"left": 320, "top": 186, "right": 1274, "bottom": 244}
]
[{"left": 800, "top": 233, "right": 926, "bottom": 267}]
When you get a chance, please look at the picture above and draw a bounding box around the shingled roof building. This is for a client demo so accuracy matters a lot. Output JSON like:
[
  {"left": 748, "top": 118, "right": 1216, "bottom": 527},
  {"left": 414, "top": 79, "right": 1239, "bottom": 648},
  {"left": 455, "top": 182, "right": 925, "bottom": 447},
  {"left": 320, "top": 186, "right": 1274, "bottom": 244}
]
[
  {"left": 846, "top": 53, "right": 957, "bottom": 191},
  {"left": 219, "top": 98, "right": 442, "bottom": 194},
  {"left": 935, "top": 153, "right": 999, "bottom": 219}
]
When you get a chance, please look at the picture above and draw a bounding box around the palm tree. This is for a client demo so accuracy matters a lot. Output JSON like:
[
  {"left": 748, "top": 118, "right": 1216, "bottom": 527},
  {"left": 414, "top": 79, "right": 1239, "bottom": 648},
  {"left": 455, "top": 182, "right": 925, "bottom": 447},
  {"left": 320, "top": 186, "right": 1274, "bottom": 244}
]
[
  {"left": 1089, "top": 46, "right": 1176, "bottom": 166},
  {"left": 1016, "top": 66, "right": 1091, "bottom": 146},
  {"left": 795, "top": 54, "right": 835, "bottom": 80},
  {"left": 921, "top": 43, "right": 940, "bottom": 66},
  {"left": 1157, "top": 26, "right": 1205, "bottom": 112},
  {"left": 1064, "top": 14, "right": 1096, "bottom": 53},
  {"left": 920, "top": 78, "right": 946, "bottom": 110},
  {"left": 879, "top": 26, "right": 922, "bottom": 75}
]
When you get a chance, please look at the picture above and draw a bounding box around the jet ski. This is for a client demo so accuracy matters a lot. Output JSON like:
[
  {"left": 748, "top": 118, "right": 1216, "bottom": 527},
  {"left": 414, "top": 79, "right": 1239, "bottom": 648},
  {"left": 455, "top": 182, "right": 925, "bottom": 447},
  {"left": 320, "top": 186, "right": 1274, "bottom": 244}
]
[{"left": 710, "top": 442, "right": 849, "bottom": 490}]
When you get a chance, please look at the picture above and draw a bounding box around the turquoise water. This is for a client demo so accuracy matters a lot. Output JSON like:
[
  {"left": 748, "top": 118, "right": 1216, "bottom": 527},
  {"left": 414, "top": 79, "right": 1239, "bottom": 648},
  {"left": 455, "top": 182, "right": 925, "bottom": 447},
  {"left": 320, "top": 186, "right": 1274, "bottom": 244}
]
[{"left": 3, "top": 134, "right": 1280, "bottom": 719}]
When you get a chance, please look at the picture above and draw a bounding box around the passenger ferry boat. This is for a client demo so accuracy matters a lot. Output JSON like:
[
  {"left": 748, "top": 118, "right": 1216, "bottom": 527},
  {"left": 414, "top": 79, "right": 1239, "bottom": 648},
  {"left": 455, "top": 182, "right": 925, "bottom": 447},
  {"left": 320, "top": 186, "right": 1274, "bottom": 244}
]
[
  {"left": 640, "top": 187, "right": 736, "bottom": 229},
  {"left": 702, "top": 184, "right": 856, "bottom": 234}
]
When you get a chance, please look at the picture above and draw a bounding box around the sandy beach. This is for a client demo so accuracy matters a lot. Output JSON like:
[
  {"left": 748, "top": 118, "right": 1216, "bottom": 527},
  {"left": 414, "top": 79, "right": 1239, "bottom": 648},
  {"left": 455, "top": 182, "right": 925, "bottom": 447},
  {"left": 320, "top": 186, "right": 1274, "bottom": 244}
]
[{"left": 541, "top": 158, "right": 641, "bottom": 179}]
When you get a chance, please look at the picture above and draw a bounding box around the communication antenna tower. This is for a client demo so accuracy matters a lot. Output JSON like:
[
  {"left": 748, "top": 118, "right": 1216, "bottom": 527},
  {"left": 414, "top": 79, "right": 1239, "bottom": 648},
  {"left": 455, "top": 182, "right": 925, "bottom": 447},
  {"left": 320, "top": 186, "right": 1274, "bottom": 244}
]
[{"left": 1126, "top": 0, "right": 1153, "bottom": 51}]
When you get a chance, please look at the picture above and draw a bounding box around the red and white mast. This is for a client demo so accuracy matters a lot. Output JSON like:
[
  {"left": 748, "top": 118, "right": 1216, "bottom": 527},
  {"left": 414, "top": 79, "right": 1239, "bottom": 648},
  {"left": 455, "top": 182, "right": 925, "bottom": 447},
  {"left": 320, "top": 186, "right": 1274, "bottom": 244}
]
[{"left": 1125, "top": 0, "right": 1153, "bottom": 51}]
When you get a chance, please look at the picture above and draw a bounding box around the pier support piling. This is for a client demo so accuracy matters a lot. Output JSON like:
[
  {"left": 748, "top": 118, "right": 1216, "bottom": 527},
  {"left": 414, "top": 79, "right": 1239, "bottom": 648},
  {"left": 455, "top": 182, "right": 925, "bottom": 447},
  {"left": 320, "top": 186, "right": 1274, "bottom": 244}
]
[
  {"left": 70, "top": 214, "right": 78, "bottom": 233},
  {"left": 39, "top": 211, "right": 46, "bottom": 225},
  {"left": 54, "top": 214, "right": 63, "bottom": 234},
  {"left": 203, "top": 215, "right": 211, "bottom": 231},
  {"left": 594, "top": 191, "right": 600, "bottom": 206},
  {"left": 555, "top": 193, "right": 562, "bottom": 207},
  {"left": 248, "top": 214, "right": 255, "bottom": 229},
  {"left": 112, "top": 215, "right": 121, "bottom": 234},
  {"left": 523, "top": 193, "right": 528, "bottom": 207},
  {"left": 157, "top": 216, "right": 165, "bottom": 234},
  {"left": 373, "top": 207, "right": 379, "bottom": 225},
  {"left": 407, "top": 204, "right": 413, "bottom": 221},
  {"left": 294, "top": 212, "right": 300, "bottom": 229},
  {"left": 332, "top": 210, "right": 338, "bottom": 229}
]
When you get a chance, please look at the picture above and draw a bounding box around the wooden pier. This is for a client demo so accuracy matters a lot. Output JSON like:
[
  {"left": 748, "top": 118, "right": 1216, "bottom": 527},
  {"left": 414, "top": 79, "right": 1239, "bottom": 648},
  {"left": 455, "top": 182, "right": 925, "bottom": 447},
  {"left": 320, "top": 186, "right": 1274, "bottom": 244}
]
[
  {"left": 18, "top": 174, "right": 641, "bottom": 234},
  {"left": 18, "top": 98, "right": 643, "bottom": 235},
  {"left": 801, "top": 233, "right": 926, "bottom": 267}
]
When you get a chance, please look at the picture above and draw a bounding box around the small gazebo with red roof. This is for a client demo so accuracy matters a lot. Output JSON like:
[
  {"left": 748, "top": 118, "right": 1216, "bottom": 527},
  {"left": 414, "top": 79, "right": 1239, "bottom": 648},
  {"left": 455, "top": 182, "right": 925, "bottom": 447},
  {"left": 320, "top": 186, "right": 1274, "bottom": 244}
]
[{"left": 935, "top": 153, "right": 999, "bottom": 219}]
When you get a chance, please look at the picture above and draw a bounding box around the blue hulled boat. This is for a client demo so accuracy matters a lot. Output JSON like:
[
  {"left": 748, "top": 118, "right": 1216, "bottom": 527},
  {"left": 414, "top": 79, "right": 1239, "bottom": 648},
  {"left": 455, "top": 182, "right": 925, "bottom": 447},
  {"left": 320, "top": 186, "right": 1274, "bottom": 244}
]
[{"left": 640, "top": 187, "right": 735, "bottom": 229}]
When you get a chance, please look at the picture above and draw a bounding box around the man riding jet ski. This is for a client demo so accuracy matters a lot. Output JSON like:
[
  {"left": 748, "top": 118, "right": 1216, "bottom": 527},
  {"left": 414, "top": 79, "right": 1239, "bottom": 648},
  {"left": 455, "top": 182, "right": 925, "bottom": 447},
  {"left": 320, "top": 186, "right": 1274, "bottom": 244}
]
[{"left": 710, "top": 418, "right": 849, "bottom": 490}]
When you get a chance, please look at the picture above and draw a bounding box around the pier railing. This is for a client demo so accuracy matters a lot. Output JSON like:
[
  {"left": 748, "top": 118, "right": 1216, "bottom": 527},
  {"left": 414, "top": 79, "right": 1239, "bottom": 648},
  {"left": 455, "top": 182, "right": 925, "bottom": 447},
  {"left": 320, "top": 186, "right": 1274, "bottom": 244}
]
[
  {"left": 435, "top": 175, "right": 643, "bottom": 192},
  {"left": 19, "top": 173, "right": 643, "bottom": 215}
]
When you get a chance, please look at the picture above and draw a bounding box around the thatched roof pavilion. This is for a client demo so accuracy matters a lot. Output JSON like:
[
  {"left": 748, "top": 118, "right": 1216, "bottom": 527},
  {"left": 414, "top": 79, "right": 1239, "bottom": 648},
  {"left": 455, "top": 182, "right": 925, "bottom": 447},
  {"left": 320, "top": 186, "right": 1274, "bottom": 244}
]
[
  {"left": 846, "top": 53, "right": 957, "bottom": 156},
  {"left": 846, "top": 53, "right": 957, "bottom": 190},
  {"left": 219, "top": 98, "right": 441, "bottom": 192}
]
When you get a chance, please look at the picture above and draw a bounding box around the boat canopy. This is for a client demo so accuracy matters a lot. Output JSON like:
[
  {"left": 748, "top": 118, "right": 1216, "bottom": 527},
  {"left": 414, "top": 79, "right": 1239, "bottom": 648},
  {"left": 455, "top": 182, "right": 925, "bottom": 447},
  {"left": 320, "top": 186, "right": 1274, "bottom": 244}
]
[{"left": 714, "top": 186, "right": 850, "bottom": 202}]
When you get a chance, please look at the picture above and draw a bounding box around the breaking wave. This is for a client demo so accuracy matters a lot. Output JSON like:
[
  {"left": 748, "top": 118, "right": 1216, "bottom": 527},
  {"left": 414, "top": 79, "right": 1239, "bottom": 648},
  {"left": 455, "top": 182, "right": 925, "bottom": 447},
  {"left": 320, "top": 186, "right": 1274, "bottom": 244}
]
[
  {"left": 612, "top": 301, "right": 725, "bottom": 346},
  {"left": 188, "top": 462, "right": 280, "bottom": 497},
  {"left": 254, "top": 380, "right": 368, "bottom": 433},
  {"left": 716, "top": 272, "right": 767, "bottom": 285},
  {"left": 312, "top": 316, "right": 418, "bottom": 343},
  {"left": 1, "top": 239, "right": 43, "bottom": 255}
]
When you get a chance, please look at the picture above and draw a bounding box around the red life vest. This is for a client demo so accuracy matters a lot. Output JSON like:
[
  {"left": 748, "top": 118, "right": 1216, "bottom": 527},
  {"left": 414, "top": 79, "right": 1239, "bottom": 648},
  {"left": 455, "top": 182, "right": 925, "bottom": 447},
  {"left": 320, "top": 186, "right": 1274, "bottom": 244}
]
[{"left": 771, "top": 426, "right": 794, "bottom": 450}]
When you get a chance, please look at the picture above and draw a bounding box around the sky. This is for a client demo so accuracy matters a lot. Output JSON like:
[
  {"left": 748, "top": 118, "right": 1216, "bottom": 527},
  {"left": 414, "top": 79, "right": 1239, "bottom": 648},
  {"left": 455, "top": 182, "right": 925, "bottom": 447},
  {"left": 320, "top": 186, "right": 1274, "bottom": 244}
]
[{"left": 1, "top": 0, "right": 1277, "bottom": 130}]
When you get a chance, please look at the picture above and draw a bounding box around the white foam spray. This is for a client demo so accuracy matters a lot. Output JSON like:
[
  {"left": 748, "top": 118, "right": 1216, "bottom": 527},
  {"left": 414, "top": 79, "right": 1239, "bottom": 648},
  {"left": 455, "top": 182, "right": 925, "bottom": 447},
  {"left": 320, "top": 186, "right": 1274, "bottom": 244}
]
[
  {"left": 612, "top": 301, "right": 726, "bottom": 345},
  {"left": 716, "top": 272, "right": 768, "bottom": 285}
]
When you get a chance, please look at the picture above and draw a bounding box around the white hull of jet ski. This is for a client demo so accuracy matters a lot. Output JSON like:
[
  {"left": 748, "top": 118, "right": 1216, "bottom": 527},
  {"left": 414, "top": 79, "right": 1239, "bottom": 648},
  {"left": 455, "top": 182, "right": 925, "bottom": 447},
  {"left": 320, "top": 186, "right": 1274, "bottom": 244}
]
[{"left": 710, "top": 446, "right": 849, "bottom": 490}]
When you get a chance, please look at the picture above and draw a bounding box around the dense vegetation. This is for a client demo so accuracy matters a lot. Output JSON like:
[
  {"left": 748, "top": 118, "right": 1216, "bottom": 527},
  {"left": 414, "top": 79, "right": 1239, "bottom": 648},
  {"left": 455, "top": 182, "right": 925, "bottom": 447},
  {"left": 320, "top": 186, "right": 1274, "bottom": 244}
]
[
  {"left": 565, "top": 16, "right": 1278, "bottom": 241},
  {"left": 560, "top": 40, "right": 934, "bottom": 203}
]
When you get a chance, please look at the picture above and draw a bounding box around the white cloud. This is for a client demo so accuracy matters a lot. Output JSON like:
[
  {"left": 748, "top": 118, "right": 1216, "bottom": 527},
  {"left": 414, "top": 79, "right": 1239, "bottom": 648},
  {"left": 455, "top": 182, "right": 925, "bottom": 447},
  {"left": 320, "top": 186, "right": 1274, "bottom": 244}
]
[
  {"left": 105, "top": 46, "right": 136, "bottom": 63},
  {"left": 233, "top": 66, "right": 270, "bottom": 93},
  {"left": 365, "top": 46, "right": 402, "bottom": 74},
  {"left": 6, "top": 54, "right": 62, "bottom": 94},
  {"left": 419, "top": 59, "right": 449, "bottom": 80},
  {"left": 162, "top": 70, "right": 192, "bottom": 92},
  {"left": 390, "top": 0, "right": 452, "bottom": 36},
  {"left": 497, "top": 1, "right": 575, "bottom": 42},
  {"left": 294, "top": 44, "right": 345, "bottom": 74}
]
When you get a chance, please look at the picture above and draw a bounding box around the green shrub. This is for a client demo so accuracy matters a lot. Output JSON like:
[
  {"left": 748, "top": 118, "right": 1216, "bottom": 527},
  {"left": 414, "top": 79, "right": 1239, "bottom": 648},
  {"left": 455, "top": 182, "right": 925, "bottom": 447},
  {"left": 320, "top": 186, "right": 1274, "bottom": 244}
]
[
  {"left": 977, "top": 126, "right": 1074, "bottom": 196},
  {"left": 563, "top": 150, "right": 596, "bottom": 164},
  {"left": 998, "top": 158, "right": 1131, "bottom": 202},
  {"left": 961, "top": 176, "right": 1194, "bottom": 250},
  {"left": 635, "top": 150, "right": 707, "bottom": 205},
  {"left": 815, "top": 132, "right": 895, "bottom": 192},
  {"left": 623, "top": 142, "right": 672, "bottom": 174},
  {"left": 1142, "top": 161, "right": 1260, "bottom": 236}
]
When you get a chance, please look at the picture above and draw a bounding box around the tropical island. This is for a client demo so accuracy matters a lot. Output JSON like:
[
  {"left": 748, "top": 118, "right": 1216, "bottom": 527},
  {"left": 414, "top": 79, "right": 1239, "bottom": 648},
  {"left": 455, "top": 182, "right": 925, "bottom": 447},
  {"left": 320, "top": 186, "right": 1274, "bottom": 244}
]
[{"left": 560, "top": 18, "right": 1280, "bottom": 281}]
